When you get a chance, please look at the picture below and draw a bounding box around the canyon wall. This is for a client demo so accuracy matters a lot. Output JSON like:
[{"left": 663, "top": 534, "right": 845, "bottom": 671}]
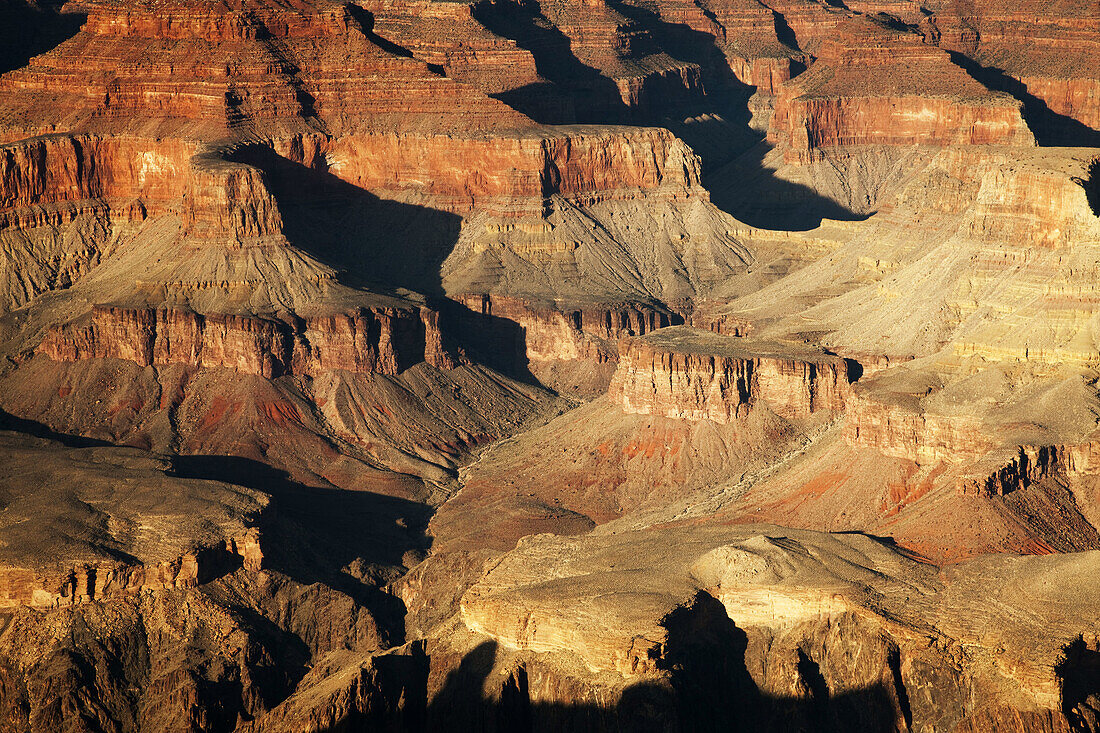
[
  {"left": 925, "top": 0, "right": 1100, "bottom": 136},
  {"left": 457, "top": 293, "right": 678, "bottom": 363},
  {"left": 767, "top": 26, "right": 1034, "bottom": 161},
  {"left": 842, "top": 389, "right": 994, "bottom": 465},
  {"left": 320, "top": 126, "right": 705, "bottom": 214},
  {"left": 441, "top": 525, "right": 1100, "bottom": 733},
  {"left": 610, "top": 328, "right": 851, "bottom": 422},
  {"left": 1, "top": 125, "right": 705, "bottom": 227},
  {"left": 0, "top": 530, "right": 262, "bottom": 609},
  {"left": 38, "top": 304, "right": 458, "bottom": 378}
]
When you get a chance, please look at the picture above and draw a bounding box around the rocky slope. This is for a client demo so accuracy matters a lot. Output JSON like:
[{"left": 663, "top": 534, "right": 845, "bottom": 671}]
[{"left": 0, "top": 0, "right": 1098, "bottom": 730}]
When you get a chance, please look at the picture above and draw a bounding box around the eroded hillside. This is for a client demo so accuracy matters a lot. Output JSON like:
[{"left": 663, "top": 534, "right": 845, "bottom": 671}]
[{"left": 0, "top": 0, "right": 1098, "bottom": 730}]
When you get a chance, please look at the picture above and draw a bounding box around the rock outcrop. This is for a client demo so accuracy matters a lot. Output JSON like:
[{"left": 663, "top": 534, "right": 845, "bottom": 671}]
[
  {"left": 421, "top": 524, "right": 1100, "bottom": 733},
  {"left": 611, "top": 327, "right": 852, "bottom": 422},
  {"left": 0, "top": 431, "right": 266, "bottom": 608},
  {"left": 768, "top": 17, "right": 1034, "bottom": 161},
  {"left": 38, "top": 304, "right": 457, "bottom": 378}
]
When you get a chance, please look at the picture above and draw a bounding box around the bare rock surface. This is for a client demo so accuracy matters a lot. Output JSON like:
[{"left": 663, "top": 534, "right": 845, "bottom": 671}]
[{"left": 0, "top": 0, "right": 1098, "bottom": 729}]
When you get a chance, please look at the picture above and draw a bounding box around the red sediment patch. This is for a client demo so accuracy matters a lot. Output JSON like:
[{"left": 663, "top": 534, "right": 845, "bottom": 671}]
[
  {"left": 899, "top": 534, "right": 1057, "bottom": 565},
  {"left": 622, "top": 437, "right": 665, "bottom": 459},
  {"left": 199, "top": 396, "right": 242, "bottom": 431},
  {"left": 259, "top": 400, "right": 302, "bottom": 427},
  {"left": 1008, "top": 537, "right": 1057, "bottom": 556},
  {"left": 881, "top": 464, "right": 941, "bottom": 517},
  {"left": 793, "top": 469, "right": 851, "bottom": 500}
]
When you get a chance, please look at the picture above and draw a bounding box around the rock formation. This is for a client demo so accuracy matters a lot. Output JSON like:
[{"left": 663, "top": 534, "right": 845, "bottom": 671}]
[
  {"left": 0, "top": 430, "right": 265, "bottom": 607},
  {"left": 0, "top": 0, "right": 1098, "bottom": 729},
  {"left": 611, "top": 326, "right": 852, "bottom": 422}
]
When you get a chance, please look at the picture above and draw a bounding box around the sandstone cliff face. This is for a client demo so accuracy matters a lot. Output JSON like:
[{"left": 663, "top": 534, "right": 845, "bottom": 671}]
[
  {"left": 363, "top": 0, "right": 544, "bottom": 95},
  {"left": 773, "top": 94, "right": 1033, "bottom": 157},
  {"left": 457, "top": 293, "right": 677, "bottom": 362},
  {"left": 317, "top": 125, "right": 705, "bottom": 215},
  {"left": 0, "top": 135, "right": 192, "bottom": 222},
  {"left": 441, "top": 525, "right": 1100, "bottom": 733},
  {"left": 767, "top": 21, "right": 1034, "bottom": 160},
  {"left": 0, "top": 531, "right": 262, "bottom": 609},
  {"left": 38, "top": 304, "right": 457, "bottom": 378},
  {"left": 0, "top": 134, "right": 288, "bottom": 245},
  {"left": 925, "top": 0, "right": 1100, "bottom": 138},
  {"left": 679, "top": 0, "right": 806, "bottom": 93},
  {"left": 529, "top": 0, "right": 703, "bottom": 111},
  {"left": 1, "top": 126, "right": 705, "bottom": 232},
  {"left": 842, "top": 388, "right": 995, "bottom": 465},
  {"left": 610, "top": 327, "right": 851, "bottom": 422}
]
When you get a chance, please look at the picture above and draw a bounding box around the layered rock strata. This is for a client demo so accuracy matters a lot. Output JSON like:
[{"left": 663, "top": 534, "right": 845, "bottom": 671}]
[
  {"left": 38, "top": 304, "right": 458, "bottom": 378},
  {"left": 0, "top": 0, "right": 529, "bottom": 140},
  {"left": 610, "top": 327, "right": 851, "bottom": 422},
  {"left": 0, "top": 531, "right": 262, "bottom": 609},
  {"left": 457, "top": 293, "right": 678, "bottom": 361},
  {"left": 842, "top": 386, "right": 995, "bottom": 465},
  {"left": 768, "top": 18, "right": 1034, "bottom": 161},
  {"left": 925, "top": 0, "right": 1100, "bottom": 138}
]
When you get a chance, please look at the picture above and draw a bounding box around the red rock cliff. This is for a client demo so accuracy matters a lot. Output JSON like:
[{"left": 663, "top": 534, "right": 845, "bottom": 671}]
[
  {"left": 767, "top": 18, "right": 1034, "bottom": 160},
  {"left": 38, "top": 304, "right": 458, "bottom": 378}
]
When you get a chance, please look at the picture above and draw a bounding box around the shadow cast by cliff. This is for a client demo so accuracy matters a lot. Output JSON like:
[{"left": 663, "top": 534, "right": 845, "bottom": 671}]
[
  {"left": 316, "top": 591, "right": 908, "bottom": 732},
  {"left": 0, "top": 0, "right": 83, "bottom": 75},
  {"left": 170, "top": 453, "right": 432, "bottom": 641},
  {"left": 0, "top": 405, "right": 112, "bottom": 448},
  {"left": 461, "top": 0, "right": 864, "bottom": 228},
  {"left": 472, "top": 0, "right": 633, "bottom": 124},
  {"left": 949, "top": 52, "right": 1100, "bottom": 148},
  {"left": 227, "top": 146, "right": 545, "bottom": 385},
  {"left": 708, "top": 141, "right": 872, "bottom": 230},
  {"left": 1058, "top": 636, "right": 1100, "bottom": 733},
  {"left": 228, "top": 144, "right": 463, "bottom": 299}
]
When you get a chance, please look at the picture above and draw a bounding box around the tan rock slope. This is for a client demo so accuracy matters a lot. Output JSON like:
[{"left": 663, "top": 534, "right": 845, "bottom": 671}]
[
  {"left": 0, "top": 0, "right": 1098, "bottom": 729},
  {"left": 0, "top": 430, "right": 264, "bottom": 608}
]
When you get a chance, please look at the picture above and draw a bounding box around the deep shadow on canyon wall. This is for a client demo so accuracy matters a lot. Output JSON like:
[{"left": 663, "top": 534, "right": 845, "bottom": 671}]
[
  {"left": 227, "top": 145, "right": 543, "bottom": 385},
  {"left": 315, "top": 593, "right": 908, "bottom": 733},
  {"left": 0, "top": 0, "right": 83, "bottom": 75},
  {"left": 307, "top": 591, "right": 1100, "bottom": 733},
  {"left": 170, "top": 453, "right": 429, "bottom": 645},
  {"left": 1058, "top": 636, "right": 1100, "bottom": 733},
  {"left": 948, "top": 52, "right": 1100, "bottom": 148},
  {"left": 463, "top": 0, "right": 868, "bottom": 229}
]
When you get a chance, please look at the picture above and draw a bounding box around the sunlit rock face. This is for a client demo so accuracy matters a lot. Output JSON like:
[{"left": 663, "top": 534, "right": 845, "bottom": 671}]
[
  {"left": 610, "top": 327, "right": 852, "bottom": 422},
  {"left": 0, "top": 0, "right": 1098, "bottom": 729}
]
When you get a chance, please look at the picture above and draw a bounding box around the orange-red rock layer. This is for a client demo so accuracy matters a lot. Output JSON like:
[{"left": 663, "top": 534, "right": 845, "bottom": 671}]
[{"left": 38, "top": 304, "right": 458, "bottom": 378}]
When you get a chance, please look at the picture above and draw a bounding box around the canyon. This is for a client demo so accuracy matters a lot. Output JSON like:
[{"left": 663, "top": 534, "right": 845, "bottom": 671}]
[{"left": 0, "top": 0, "right": 1097, "bottom": 730}]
